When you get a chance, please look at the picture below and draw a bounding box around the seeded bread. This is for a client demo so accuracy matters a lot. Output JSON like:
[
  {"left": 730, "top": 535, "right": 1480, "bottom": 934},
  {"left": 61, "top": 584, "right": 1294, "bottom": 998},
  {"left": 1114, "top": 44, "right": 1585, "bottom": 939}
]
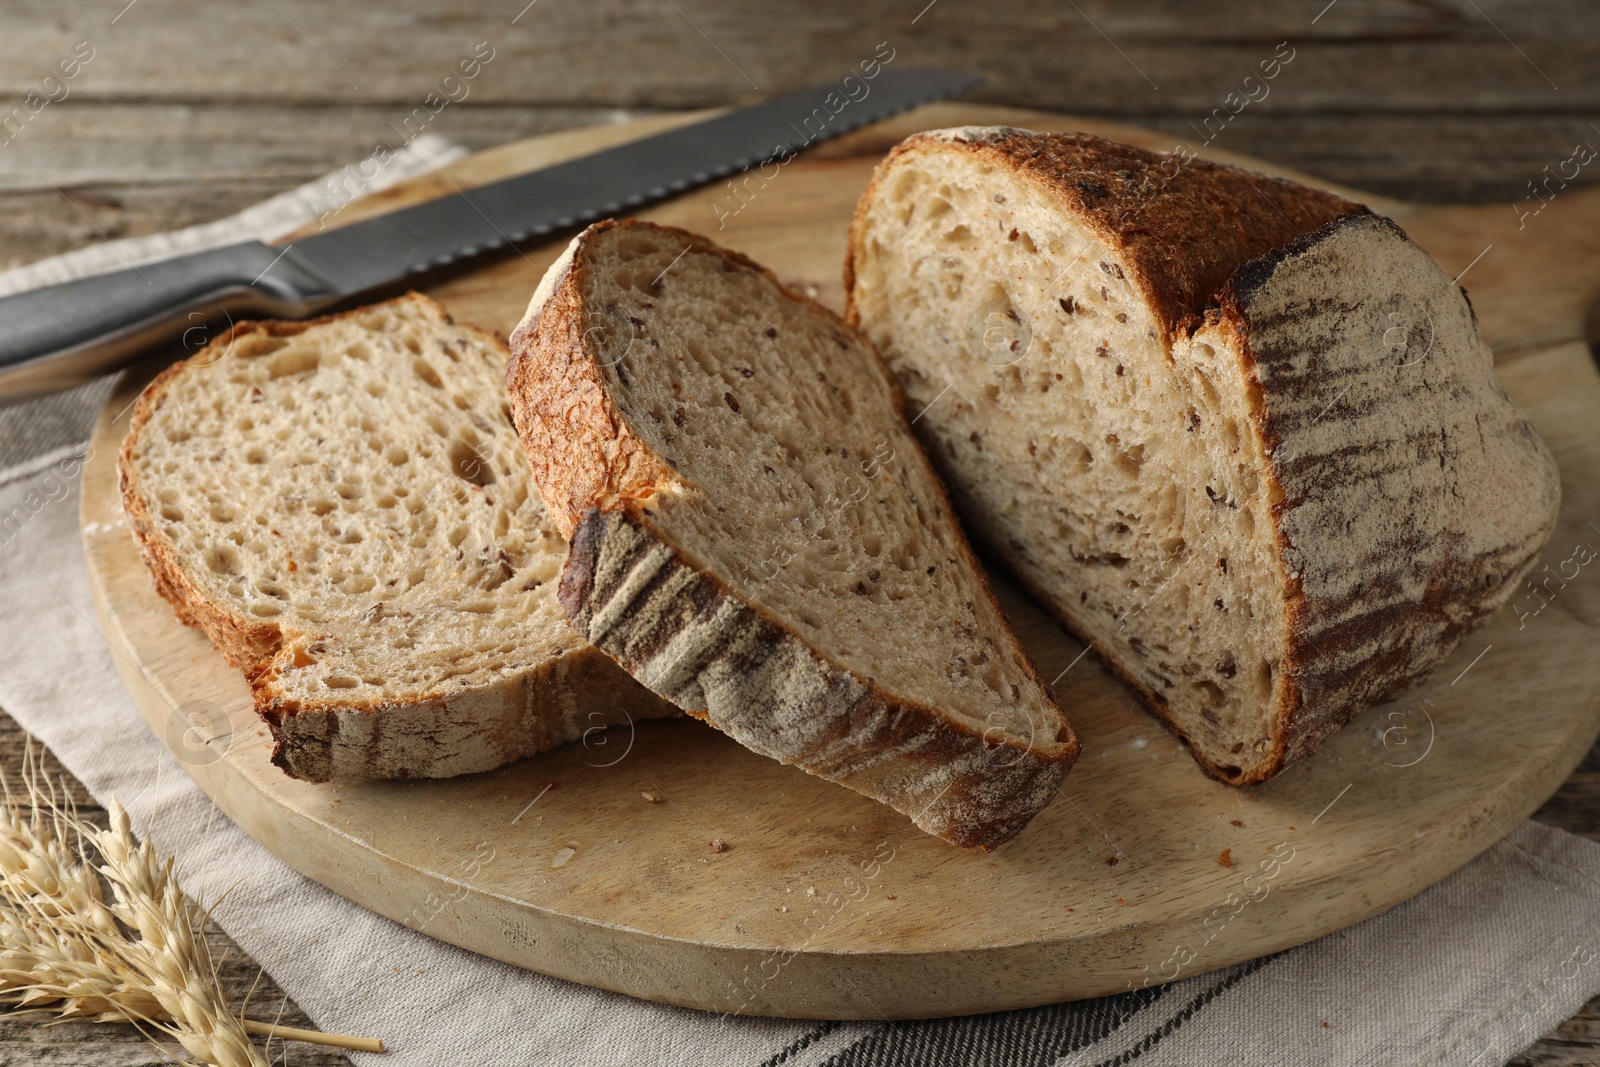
[
  {"left": 119, "top": 292, "right": 678, "bottom": 782},
  {"left": 505, "top": 220, "right": 1079, "bottom": 847},
  {"left": 845, "top": 127, "right": 1561, "bottom": 784}
]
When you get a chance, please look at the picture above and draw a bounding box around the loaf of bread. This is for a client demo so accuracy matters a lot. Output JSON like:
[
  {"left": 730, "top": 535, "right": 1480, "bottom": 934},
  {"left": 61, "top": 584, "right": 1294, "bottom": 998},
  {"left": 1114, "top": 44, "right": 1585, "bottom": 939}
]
[
  {"left": 846, "top": 127, "right": 1561, "bottom": 784},
  {"left": 119, "top": 292, "right": 678, "bottom": 782},
  {"left": 505, "top": 219, "right": 1079, "bottom": 847}
]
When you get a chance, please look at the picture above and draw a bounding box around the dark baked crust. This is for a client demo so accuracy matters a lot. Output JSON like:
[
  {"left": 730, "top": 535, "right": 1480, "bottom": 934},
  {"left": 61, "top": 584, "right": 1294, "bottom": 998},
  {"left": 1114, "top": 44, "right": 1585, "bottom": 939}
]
[
  {"left": 507, "top": 219, "right": 1078, "bottom": 848},
  {"left": 844, "top": 126, "right": 1363, "bottom": 339}
]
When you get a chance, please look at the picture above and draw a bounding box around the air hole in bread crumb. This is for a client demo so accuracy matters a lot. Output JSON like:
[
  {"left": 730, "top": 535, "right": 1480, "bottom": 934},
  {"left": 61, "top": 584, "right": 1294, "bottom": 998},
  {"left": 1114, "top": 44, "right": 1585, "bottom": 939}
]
[
  {"left": 324, "top": 675, "right": 360, "bottom": 689},
  {"left": 414, "top": 360, "right": 443, "bottom": 388},
  {"left": 204, "top": 546, "right": 239, "bottom": 575},
  {"left": 1222, "top": 419, "right": 1241, "bottom": 453},
  {"left": 1113, "top": 444, "right": 1145, "bottom": 477},
  {"left": 238, "top": 336, "right": 288, "bottom": 358},
  {"left": 267, "top": 347, "right": 320, "bottom": 379},
  {"left": 1194, "top": 680, "right": 1226, "bottom": 708},
  {"left": 450, "top": 439, "right": 495, "bottom": 487}
]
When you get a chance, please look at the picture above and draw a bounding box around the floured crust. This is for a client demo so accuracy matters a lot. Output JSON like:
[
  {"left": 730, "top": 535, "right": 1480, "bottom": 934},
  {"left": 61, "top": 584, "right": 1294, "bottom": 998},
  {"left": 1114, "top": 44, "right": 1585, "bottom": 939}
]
[
  {"left": 560, "top": 507, "right": 1076, "bottom": 847},
  {"left": 1204, "top": 213, "right": 1558, "bottom": 781},
  {"left": 507, "top": 219, "right": 1077, "bottom": 848},
  {"left": 119, "top": 293, "right": 679, "bottom": 782}
]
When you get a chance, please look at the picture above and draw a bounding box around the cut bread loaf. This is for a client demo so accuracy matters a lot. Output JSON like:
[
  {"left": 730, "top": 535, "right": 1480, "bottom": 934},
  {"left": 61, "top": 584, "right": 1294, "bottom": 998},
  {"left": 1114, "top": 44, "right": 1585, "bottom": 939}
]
[
  {"left": 119, "top": 292, "right": 678, "bottom": 782},
  {"left": 846, "top": 127, "right": 1561, "bottom": 784},
  {"left": 505, "top": 219, "right": 1079, "bottom": 847}
]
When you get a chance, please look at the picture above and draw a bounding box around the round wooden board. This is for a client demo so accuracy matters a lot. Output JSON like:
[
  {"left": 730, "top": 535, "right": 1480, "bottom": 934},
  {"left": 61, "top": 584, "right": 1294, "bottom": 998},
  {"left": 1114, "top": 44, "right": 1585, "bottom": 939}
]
[{"left": 82, "top": 104, "right": 1600, "bottom": 1019}]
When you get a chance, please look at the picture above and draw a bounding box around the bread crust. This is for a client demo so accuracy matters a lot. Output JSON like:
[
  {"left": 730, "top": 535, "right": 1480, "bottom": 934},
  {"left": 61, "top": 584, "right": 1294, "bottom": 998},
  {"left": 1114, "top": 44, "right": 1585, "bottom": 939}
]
[
  {"left": 119, "top": 292, "right": 678, "bottom": 782},
  {"left": 561, "top": 507, "right": 1076, "bottom": 848},
  {"left": 507, "top": 219, "right": 1078, "bottom": 848},
  {"left": 844, "top": 129, "right": 1561, "bottom": 786},
  {"left": 843, "top": 127, "right": 1362, "bottom": 339},
  {"left": 1209, "top": 213, "right": 1558, "bottom": 782}
]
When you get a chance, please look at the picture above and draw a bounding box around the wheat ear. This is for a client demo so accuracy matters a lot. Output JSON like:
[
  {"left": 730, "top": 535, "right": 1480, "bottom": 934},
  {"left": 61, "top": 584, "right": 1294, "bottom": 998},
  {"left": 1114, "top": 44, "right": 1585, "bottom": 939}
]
[{"left": 0, "top": 750, "right": 383, "bottom": 1061}]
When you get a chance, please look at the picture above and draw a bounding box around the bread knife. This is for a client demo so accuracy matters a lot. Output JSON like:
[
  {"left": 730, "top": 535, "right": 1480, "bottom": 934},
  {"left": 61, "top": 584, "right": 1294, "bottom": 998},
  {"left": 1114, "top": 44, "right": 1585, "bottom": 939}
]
[{"left": 0, "top": 69, "right": 980, "bottom": 404}]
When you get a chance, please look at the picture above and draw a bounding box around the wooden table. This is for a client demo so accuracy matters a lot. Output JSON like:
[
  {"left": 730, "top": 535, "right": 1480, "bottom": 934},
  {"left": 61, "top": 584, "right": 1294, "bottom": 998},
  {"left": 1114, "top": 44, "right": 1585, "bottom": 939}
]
[{"left": 2, "top": 2, "right": 1597, "bottom": 1062}]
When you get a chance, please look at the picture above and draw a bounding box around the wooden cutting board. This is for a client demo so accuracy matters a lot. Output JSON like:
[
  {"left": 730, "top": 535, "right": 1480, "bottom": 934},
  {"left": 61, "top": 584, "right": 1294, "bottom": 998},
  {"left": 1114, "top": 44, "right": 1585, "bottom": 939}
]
[{"left": 80, "top": 103, "right": 1600, "bottom": 1019}]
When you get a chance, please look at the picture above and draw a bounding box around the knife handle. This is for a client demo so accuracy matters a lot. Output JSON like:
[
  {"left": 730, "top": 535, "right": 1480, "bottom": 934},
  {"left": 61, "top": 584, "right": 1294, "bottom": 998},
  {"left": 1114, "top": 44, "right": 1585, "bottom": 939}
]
[{"left": 0, "top": 241, "right": 337, "bottom": 405}]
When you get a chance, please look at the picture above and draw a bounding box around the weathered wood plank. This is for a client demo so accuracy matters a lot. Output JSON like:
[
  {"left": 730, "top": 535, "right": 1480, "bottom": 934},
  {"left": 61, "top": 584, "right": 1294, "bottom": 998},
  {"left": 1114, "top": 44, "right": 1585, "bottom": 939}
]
[{"left": 0, "top": 1, "right": 1593, "bottom": 111}]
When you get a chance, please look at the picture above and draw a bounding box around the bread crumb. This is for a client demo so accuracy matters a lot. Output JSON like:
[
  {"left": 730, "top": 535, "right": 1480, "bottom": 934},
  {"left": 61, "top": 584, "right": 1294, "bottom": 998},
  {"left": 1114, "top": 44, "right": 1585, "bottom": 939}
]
[
  {"left": 1106, "top": 856, "right": 1120, "bottom": 866},
  {"left": 641, "top": 790, "right": 663, "bottom": 803},
  {"left": 1116, "top": 897, "right": 1127, "bottom": 906},
  {"left": 806, "top": 886, "right": 816, "bottom": 896},
  {"left": 1218, "top": 849, "right": 1234, "bottom": 867},
  {"left": 709, "top": 837, "right": 728, "bottom": 853},
  {"left": 1321, "top": 1021, "right": 1329, "bottom": 1029},
  {"left": 1230, "top": 819, "right": 1244, "bottom": 827},
  {"left": 885, "top": 894, "right": 896, "bottom": 900}
]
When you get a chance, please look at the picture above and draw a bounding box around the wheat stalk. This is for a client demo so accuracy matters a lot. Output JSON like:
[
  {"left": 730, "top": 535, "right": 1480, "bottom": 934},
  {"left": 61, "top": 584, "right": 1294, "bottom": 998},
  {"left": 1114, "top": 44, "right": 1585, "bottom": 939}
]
[{"left": 0, "top": 749, "right": 382, "bottom": 1062}]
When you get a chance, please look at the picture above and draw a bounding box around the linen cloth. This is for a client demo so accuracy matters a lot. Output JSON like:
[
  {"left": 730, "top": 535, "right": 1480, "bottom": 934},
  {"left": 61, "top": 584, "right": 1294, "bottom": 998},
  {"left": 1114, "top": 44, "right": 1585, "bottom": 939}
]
[{"left": 1, "top": 138, "right": 1597, "bottom": 1067}]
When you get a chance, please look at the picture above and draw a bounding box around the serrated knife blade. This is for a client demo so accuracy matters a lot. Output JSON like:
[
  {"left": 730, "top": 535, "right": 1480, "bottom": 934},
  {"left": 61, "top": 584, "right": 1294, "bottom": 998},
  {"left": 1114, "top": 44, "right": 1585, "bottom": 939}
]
[{"left": 0, "top": 69, "right": 980, "bottom": 404}]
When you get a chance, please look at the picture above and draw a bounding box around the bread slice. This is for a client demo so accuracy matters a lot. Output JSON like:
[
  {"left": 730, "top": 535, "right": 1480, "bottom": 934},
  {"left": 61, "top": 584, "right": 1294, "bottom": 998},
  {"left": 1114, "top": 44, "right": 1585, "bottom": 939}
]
[
  {"left": 845, "top": 127, "right": 1561, "bottom": 785},
  {"left": 119, "top": 292, "right": 678, "bottom": 782},
  {"left": 505, "top": 219, "right": 1078, "bottom": 847}
]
